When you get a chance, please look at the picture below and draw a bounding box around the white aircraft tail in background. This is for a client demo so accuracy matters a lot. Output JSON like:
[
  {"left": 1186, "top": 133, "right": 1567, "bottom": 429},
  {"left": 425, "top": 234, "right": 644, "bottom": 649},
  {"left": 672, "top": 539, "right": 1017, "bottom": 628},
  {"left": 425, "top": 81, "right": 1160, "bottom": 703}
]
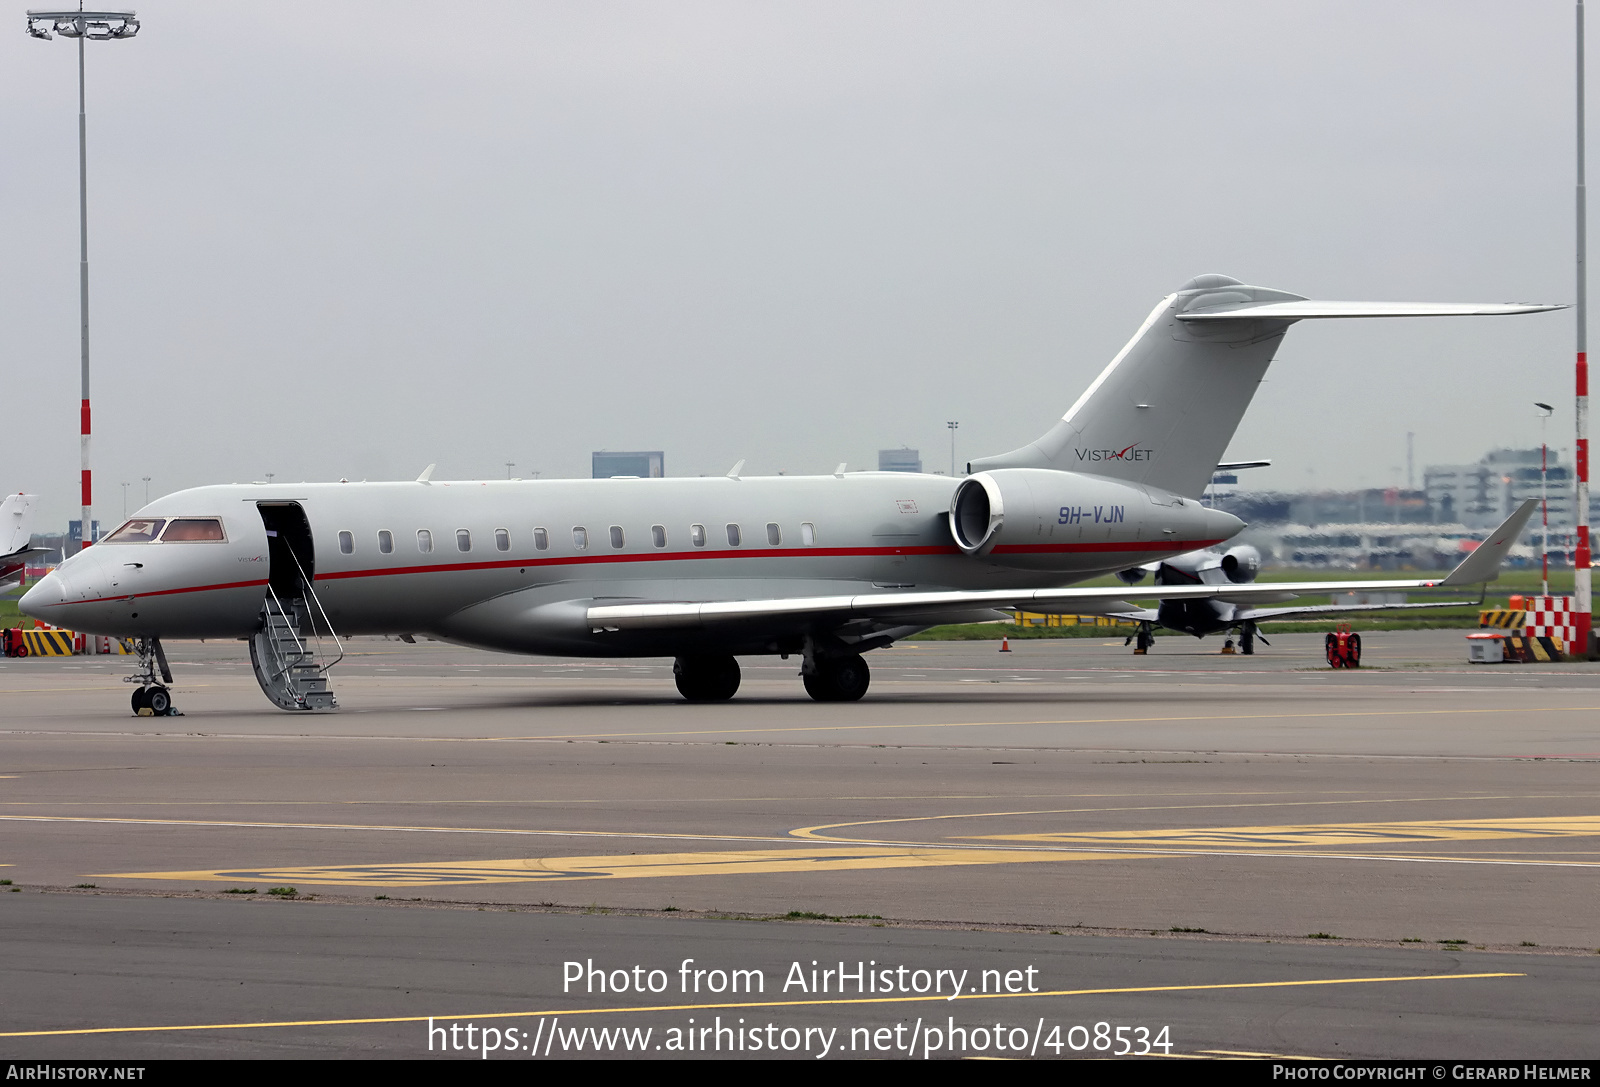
[{"left": 0, "top": 494, "right": 46, "bottom": 590}]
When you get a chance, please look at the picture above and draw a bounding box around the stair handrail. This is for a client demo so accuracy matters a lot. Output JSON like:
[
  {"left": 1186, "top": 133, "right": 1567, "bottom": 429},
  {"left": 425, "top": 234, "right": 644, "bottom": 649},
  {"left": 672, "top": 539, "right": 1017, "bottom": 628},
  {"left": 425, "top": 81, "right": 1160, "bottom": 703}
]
[{"left": 286, "top": 546, "right": 345, "bottom": 672}]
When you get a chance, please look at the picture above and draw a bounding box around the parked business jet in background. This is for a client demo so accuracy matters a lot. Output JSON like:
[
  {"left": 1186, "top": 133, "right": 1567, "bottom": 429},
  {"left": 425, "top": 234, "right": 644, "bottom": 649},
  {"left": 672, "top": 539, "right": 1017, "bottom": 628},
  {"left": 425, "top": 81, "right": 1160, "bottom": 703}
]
[
  {"left": 20, "top": 275, "right": 1553, "bottom": 714},
  {"left": 0, "top": 494, "right": 45, "bottom": 591},
  {"left": 1109, "top": 542, "right": 1485, "bottom": 655}
]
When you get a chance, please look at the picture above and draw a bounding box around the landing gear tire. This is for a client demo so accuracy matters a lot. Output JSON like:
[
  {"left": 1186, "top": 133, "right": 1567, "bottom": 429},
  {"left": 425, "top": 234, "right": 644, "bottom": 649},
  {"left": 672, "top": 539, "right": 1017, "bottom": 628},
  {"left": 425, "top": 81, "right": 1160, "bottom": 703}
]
[
  {"left": 1240, "top": 627, "right": 1255, "bottom": 655},
  {"left": 803, "top": 654, "right": 870, "bottom": 702},
  {"left": 1133, "top": 623, "right": 1154, "bottom": 655},
  {"left": 131, "top": 688, "right": 149, "bottom": 714},
  {"left": 674, "top": 655, "right": 740, "bottom": 701},
  {"left": 147, "top": 686, "right": 172, "bottom": 715}
]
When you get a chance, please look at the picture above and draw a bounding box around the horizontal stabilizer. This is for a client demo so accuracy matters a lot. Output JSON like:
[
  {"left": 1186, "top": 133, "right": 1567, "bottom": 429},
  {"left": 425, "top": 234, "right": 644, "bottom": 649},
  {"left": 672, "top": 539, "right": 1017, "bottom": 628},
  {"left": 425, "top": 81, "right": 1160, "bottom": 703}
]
[{"left": 1178, "top": 300, "right": 1562, "bottom": 322}]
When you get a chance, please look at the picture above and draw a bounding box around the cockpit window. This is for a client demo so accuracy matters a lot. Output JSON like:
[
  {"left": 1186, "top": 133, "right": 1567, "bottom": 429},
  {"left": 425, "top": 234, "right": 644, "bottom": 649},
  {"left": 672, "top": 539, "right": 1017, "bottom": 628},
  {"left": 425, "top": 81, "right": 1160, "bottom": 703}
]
[
  {"left": 103, "top": 519, "right": 166, "bottom": 543},
  {"left": 160, "top": 518, "right": 226, "bottom": 542}
]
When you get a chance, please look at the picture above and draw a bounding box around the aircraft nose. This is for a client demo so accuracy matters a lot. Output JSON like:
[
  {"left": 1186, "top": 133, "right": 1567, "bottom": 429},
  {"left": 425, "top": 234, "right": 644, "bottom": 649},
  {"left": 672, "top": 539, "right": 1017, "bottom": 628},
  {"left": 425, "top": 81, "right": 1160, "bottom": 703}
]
[
  {"left": 19, "top": 571, "right": 65, "bottom": 617},
  {"left": 1204, "top": 507, "right": 1246, "bottom": 542}
]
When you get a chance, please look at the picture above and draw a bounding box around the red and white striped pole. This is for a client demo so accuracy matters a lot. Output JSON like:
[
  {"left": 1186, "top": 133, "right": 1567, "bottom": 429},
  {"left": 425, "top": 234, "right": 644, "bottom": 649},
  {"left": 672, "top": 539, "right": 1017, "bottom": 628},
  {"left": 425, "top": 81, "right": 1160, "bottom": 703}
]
[
  {"left": 1578, "top": 0, "right": 1593, "bottom": 656},
  {"left": 77, "top": 31, "right": 92, "bottom": 552}
]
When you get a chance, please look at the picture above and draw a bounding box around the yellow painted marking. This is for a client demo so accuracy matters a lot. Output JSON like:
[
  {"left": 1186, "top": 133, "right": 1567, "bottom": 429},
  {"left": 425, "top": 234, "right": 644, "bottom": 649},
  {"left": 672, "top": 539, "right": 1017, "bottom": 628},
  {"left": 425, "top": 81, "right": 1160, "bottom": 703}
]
[
  {"left": 969, "top": 815, "right": 1600, "bottom": 849},
  {"left": 0, "top": 972, "right": 1522, "bottom": 1039},
  {"left": 96, "top": 846, "right": 1119, "bottom": 887}
]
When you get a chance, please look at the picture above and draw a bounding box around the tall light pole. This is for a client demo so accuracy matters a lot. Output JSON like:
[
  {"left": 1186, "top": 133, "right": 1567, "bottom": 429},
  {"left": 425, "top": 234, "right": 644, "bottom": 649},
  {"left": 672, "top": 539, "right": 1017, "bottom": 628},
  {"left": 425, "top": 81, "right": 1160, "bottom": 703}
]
[
  {"left": 946, "top": 421, "right": 959, "bottom": 476},
  {"left": 26, "top": 7, "right": 139, "bottom": 551},
  {"left": 140, "top": 475, "right": 149, "bottom": 504},
  {"left": 1537, "top": 401, "right": 1555, "bottom": 597},
  {"left": 1579, "top": 0, "right": 1593, "bottom": 655}
]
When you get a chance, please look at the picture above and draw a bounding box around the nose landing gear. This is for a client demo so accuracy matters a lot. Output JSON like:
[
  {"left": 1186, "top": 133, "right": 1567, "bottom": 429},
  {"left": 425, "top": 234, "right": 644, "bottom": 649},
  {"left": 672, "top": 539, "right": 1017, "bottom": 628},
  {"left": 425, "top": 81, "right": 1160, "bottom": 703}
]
[{"left": 126, "top": 637, "right": 181, "bottom": 716}]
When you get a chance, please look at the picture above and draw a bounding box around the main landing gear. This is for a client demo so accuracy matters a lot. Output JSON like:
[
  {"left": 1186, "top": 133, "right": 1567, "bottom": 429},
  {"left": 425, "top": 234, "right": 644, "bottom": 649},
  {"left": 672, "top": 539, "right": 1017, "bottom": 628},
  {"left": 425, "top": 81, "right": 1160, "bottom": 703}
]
[
  {"left": 1126, "top": 621, "right": 1155, "bottom": 655},
  {"left": 674, "top": 655, "right": 741, "bottom": 701},
  {"left": 127, "top": 636, "right": 180, "bottom": 717},
  {"left": 802, "top": 653, "right": 870, "bottom": 702},
  {"left": 1238, "top": 620, "right": 1265, "bottom": 656}
]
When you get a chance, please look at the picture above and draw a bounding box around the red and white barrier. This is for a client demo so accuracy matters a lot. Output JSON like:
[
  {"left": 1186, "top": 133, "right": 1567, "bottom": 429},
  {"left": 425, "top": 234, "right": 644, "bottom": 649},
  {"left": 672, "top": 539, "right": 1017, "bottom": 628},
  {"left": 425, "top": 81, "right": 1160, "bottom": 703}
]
[{"left": 1526, "top": 595, "right": 1577, "bottom": 650}]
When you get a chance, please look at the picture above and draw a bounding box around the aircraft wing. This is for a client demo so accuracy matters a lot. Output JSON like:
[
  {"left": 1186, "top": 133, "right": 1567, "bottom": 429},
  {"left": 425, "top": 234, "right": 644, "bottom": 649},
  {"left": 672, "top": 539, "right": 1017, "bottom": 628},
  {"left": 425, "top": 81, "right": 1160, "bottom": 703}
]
[
  {"left": 587, "top": 502, "right": 1537, "bottom": 634},
  {"left": 1231, "top": 600, "right": 1475, "bottom": 623}
]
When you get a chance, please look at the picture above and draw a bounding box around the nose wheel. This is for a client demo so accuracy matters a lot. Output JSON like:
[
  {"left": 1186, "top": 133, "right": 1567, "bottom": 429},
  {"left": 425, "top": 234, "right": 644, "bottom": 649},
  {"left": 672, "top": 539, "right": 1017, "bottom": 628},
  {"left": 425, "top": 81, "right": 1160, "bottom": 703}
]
[
  {"left": 131, "top": 685, "right": 174, "bottom": 716},
  {"left": 127, "top": 637, "right": 181, "bottom": 716}
]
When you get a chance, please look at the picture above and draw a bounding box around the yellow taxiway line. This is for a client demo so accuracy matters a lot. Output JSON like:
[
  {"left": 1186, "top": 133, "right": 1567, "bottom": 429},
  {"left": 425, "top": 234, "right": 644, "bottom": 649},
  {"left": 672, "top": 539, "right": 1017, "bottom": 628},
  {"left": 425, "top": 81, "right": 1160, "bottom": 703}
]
[{"left": 0, "top": 972, "right": 1523, "bottom": 1039}]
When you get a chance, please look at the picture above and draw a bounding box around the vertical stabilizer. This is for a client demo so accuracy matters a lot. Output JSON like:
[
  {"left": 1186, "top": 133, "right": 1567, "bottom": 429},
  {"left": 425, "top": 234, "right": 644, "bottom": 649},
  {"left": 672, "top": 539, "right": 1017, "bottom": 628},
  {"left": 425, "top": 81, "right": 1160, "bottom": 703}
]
[
  {"left": 969, "top": 276, "right": 1559, "bottom": 499},
  {"left": 0, "top": 494, "right": 38, "bottom": 556},
  {"left": 969, "top": 275, "right": 1300, "bottom": 498}
]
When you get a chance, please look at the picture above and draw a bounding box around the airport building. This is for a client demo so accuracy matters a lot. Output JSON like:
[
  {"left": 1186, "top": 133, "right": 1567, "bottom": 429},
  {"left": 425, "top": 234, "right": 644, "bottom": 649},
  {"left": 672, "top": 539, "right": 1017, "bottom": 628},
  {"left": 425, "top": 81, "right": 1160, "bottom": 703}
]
[
  {"left": 1423, "top": 448, "right": 1572, "bottom": 529},
  {"left": 592, "top": 451, "right": 664, "bottom": 479},
  {"left": 878, "top": 448, "right": 922, "bottom": 473}
]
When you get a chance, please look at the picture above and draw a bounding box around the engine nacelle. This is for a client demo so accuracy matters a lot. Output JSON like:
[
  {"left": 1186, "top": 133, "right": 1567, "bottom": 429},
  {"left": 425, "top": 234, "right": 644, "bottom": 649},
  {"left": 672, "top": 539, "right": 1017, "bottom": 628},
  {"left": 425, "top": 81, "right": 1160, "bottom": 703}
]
[
  {"left": 1219, "top": 545, "right": 1261, "bottom": 583},
  {"left": 1116, "top": 566, "right": 1149, "bottom": 585},
  {"left": 948, "top": 469, "right": 1243, "bottom": 573}
]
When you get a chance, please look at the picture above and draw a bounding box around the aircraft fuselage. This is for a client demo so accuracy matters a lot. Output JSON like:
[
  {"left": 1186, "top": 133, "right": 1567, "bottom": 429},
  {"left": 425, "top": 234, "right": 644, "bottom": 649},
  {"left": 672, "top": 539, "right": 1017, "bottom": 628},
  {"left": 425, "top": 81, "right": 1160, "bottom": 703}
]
[{"left": 23, "top": 472, "right": 1240, "bottom": 657}]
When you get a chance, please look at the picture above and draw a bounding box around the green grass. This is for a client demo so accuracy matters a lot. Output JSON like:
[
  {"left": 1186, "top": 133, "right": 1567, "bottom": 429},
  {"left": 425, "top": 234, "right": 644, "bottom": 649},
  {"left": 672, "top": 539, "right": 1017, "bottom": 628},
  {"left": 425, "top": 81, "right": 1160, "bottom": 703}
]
[{"left": 0, "top": 586, "right": 31, "bottom": 629}]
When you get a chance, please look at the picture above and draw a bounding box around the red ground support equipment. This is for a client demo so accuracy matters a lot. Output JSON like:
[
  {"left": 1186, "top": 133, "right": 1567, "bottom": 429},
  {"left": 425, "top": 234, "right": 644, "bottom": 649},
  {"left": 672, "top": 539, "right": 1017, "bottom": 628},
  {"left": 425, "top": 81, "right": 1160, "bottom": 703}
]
[
  {"left": 1325, "top": 624, "right": 1362, "bottom": 668},
  {"left": 2, "top": 628, "right": 26, "bottom": 657}
]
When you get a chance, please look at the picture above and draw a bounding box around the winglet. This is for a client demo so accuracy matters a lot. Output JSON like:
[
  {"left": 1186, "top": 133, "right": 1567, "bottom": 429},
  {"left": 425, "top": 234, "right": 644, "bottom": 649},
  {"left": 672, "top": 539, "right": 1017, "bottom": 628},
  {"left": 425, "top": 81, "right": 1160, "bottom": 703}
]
[
  {"left": 1438, "top": 500, "right": 1539, "bottom": 587},
  {"left": 834, "top": 463, "right": 847, "bottom": 478},
  {"left": 726, "top": 459, "right": 746, "bottom": 480},
  {"left": 416, "top": 464, "right": 435, "bottom": 484}
]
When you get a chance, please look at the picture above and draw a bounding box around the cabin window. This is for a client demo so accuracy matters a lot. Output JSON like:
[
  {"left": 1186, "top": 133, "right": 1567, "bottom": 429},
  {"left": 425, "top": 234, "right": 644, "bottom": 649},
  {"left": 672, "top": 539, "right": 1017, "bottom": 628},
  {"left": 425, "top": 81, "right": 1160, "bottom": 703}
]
[
  {"left": 417, "top": 529, "right": 433, "bottom": 553},
  {"left": 338, "top": 530, "right": 354, "bottom": 555},
  {"left": 800, "top": 522, "right": 815, "bottom": 545},
  {"left": 494, "top": 528, "right": 510, "bottom": 552},
  {"left": 690, "top": 524, "right": 706, "bottom": 547},
  {"left": 456, "top": 529, "right": 472, "bottom": 552},
  {"left": 573, "top": 527, "right": 588, "bottom": 550},
  {"left": 726, "top": 523, "right": 741, "bottom": 546},
  {"left": 378, "top": 529, "right": 394, "bottom": 554},
  {"left": 533, "top": 527, "right": 549, "bottom": 551},
  {"left": 609, "top": 526, "right": 625, "bottom": 549},
  {"left": 651, "top": 525, "right": 666, "bottom": 548},
  {"left": 103, "top": 518, "right": 165, "bottom": 543},
  {"left": 766, "top": 522, "right": 781, "bottom": 546},
  {"left": 159, "top": 518, "right": 226, "bottom": 542}
]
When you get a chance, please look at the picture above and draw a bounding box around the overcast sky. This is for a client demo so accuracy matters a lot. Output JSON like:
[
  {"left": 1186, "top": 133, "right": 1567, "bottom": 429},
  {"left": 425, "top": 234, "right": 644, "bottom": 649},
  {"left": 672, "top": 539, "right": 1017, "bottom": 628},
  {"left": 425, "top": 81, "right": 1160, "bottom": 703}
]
[{"left": 0, "top": 2, "right": 1587, "bottom": 527}]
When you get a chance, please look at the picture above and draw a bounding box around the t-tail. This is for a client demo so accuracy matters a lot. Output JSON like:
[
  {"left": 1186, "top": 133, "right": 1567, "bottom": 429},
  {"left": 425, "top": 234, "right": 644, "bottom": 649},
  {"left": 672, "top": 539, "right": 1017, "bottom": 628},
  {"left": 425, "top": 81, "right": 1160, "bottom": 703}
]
[{"left": 968, "top": 274, "right": 1560, "bottom": 498}]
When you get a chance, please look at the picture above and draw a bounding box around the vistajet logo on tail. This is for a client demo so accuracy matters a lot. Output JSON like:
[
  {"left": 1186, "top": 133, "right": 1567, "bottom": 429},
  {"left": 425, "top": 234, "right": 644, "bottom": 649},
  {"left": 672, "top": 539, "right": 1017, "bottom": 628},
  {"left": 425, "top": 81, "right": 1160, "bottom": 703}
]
[{"left": 1075, "top": 443, "right": 1153, "bottom": 462}]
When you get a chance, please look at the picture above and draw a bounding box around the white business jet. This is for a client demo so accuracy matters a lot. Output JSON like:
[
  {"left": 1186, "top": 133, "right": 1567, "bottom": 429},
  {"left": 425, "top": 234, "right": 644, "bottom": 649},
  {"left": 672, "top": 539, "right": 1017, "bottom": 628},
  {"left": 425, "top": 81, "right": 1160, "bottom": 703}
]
[
  {"left": 20, "top": 275, "right": 1552, "bottom": 714},
  {"left": 1109, "top": 542, "right": 1489, "bottom": 656}
]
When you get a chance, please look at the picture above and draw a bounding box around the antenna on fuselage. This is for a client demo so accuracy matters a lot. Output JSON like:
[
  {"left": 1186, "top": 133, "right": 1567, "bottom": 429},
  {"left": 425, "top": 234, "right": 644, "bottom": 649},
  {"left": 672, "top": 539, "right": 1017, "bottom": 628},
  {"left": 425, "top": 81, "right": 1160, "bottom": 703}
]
[{"left": 416, "top": 464, "right": 436, "bottom": 484}]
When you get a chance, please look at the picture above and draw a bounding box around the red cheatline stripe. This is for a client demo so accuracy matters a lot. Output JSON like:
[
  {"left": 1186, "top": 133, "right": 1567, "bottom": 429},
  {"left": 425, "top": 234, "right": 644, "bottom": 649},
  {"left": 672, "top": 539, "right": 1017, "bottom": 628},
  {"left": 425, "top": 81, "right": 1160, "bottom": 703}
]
[
  {"left": 40, "top": 578, "right": 272, "bottom": 608},
  {"left": 42, "top": 538, "right": 1216, "bottom": 605}
]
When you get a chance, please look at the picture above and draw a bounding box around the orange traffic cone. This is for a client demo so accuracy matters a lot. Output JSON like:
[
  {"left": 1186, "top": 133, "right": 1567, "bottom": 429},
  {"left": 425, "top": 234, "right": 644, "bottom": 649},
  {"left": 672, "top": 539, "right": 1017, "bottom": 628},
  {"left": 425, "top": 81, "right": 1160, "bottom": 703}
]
[{"left": 999, "top": 637, "right": 1012, "bottom": 652}]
